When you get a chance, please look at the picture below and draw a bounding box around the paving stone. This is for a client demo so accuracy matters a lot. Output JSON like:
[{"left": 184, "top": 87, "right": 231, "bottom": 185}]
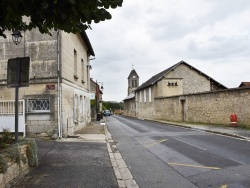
[
  {"left": 117, "top": 180, "right": 126, "bottom": 188},
  {"left": 113, "top": 167, "right": 123, "bottom": 180},
  {"left": 114, "top": 153, "right": 122, "bottom": 160},
  {"left": 124, "top": 180, "right": 139, "bottom": 188},
  {"left": 119, "top": 167, "right": 133, "bottom": 180},
  {"left": 116, "top": 159, "right": 127, "bottom": 168}
]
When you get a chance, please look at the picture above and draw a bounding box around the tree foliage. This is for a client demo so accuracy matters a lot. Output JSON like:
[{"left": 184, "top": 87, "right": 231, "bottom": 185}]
[
  {"left": 103, "top": 101, "right": 124, "bottom": 111},
  {"left": 0, "top": 0, "right": 123, "bottom": 38}
]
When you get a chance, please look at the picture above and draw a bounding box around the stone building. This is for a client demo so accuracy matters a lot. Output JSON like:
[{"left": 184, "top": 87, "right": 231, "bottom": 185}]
[
  {"left": 0, "top": 29, "right": 95, "bottom": 137},
  {"left": 124, "top": 60, "right": 250, "bottom": 127},
  {"left": 124, "top": 61, "right": 227, "bottom": 118}
]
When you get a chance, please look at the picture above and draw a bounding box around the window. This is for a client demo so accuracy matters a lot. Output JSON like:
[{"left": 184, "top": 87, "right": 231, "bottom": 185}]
[
  {"left": 140, "top": 91, "right": 142, "bottom": 102},
  {"left": 73, "top": 94, "right": 79, "bottom": 122},
  {"left": 74, "top": 49, "right": 78, "bottom": 79},
  {"left": 132, "top": 80, "right": 137, "bottom": 87},
  {"left": 144, "top": 90, "right": 146, "bottom": 102},
  {"left": 149, "top": 87, "right": 152, "bottom": 102},
  {"left": 84, "top": 96, "right": 86, "bottom": 117},
  {"left": 81, "top": 59, "right": 85, "bottom": 83},
  {"left": 80, "top": 95, "right": 83, "bottom": 121},
  {"left": 27, "top": 99, "right": 50, "bottom": 113}
]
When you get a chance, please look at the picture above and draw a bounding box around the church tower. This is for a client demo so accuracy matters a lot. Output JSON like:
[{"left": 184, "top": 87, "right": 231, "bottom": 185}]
[{"left": 127, "top": 68, "right": 139, "bottom": 95}]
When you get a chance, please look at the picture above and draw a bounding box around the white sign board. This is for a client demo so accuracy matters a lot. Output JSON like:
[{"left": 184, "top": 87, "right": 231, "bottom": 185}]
[{"left": 89, "top": 93, "right": 95, "bottom": 99}]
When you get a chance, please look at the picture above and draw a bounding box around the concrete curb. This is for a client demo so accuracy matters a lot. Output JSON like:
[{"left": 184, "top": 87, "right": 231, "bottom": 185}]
[
  {"left": 104, "top": 126, "right": 139, "bottom": 188},
  {"left": 204, "top": 130, "right": 250, "bottom": 140},
  {"left": 144, "top": 118, "right": 250, "bottom": 141}
]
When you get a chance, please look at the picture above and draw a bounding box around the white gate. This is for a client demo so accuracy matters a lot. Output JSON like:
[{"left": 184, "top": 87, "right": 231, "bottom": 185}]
[{"left": 0, "top": 100, "right": 26, "bottom": 137}]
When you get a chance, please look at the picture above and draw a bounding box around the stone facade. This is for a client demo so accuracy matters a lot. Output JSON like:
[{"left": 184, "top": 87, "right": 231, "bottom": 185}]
[
  {"left": 0, "top": 29, "right": 94, "bottom": 137},
  {"left": 154, "top": 87, "right": 250, "bottom": 127},
  {"left": 123, "top": 96, "right": 136, "bottom": 117}
]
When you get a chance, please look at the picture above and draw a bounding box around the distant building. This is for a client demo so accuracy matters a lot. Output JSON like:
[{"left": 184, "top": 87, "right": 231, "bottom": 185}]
[{"left": 90, "top": 79, "right": 103, "bottom": 120}]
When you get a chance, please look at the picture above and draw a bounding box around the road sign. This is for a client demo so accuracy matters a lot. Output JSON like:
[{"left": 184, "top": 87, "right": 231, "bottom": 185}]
[
  {"left": 89, "top": 93, "right": 95, "bottom": 99},
  {"left": 7, "top": 57, "right": 30, "bottom": 87}
]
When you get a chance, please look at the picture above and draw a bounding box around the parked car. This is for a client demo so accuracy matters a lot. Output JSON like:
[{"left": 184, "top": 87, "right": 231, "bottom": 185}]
[{"left": 103, "top": 110, "right": 110, "bottom": 116}]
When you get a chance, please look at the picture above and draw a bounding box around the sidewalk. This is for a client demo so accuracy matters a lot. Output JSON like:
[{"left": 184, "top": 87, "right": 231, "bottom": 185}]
[{"left": 70, "top": 121, "right": 139, "bottom": 188}]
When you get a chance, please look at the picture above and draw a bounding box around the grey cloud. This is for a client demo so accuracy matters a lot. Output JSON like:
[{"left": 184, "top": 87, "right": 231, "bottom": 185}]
[{"left": 185, "top": 34, "right": 250, "bottom": 60}]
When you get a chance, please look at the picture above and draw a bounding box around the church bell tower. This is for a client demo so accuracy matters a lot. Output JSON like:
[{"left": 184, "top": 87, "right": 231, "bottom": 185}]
[{"left": 127, "top": 68, "right": 139, "bottom": 95}]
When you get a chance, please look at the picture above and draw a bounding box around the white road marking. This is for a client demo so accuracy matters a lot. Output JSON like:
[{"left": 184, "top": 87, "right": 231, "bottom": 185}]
[
  {"left": 175, "top": 138, "right": 207, "bottom": 151},
  {"left": 229, "top": 158, "right": 245, "bottom": 165}
]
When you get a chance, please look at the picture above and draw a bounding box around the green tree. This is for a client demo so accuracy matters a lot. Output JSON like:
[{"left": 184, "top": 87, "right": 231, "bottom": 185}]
[
  {"left": 103, "top": 101, "right": 124, "bottom": 111},
  {"left": 0, "top": 0, "right": 123, "bottom": 38}
]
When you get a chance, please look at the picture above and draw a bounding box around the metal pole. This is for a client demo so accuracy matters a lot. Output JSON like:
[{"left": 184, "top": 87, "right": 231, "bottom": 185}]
[
  {"left": 96, "top": 80, "right": 98, "bottom": 119},
  {"left": 15, "top": 58, "right": 20, "bottom": 143}
]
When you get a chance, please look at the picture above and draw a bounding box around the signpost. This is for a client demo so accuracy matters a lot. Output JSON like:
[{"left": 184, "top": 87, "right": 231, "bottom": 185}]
[{"left": 7, "top": 57, "right": 30, "bottom": 143}]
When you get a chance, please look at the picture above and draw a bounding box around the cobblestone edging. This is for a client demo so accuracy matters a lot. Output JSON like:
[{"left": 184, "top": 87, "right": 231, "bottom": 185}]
[{"left": 105, "top": 127, "right": 139, "bottom": 188}]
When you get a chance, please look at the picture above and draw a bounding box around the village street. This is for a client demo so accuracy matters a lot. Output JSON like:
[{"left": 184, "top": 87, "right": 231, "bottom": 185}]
[{"left": 106, "top": 115, "right": 250, "bottom": 188}]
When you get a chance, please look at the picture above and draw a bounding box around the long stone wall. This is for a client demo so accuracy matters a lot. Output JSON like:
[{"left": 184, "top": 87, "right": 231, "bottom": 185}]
[{"left": 154, "top": 87, "right": 250, "bottom": 128}]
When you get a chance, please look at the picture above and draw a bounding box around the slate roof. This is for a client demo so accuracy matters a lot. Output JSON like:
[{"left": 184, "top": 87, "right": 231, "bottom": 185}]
[
  {"left": 128, "top": 69, "right": 139, "bottom": 79},
  {"left": 135, "top": 60, "right": 227, "bottom": 92},
  {"left": 123, "top": 93, "right": 135, "bottom": 101}
]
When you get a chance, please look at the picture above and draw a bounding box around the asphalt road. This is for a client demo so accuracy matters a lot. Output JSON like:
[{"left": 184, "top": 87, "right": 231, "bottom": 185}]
[{"left": 106, "top": 115, "right": 250, "bottom": 188}]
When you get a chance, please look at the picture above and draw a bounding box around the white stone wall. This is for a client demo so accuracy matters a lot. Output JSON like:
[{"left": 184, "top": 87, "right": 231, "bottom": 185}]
[
  {"left": 61, "top": 80, "right": 91, "bottom": 136},
  {"left": 60, "top": 32, "right": 90, "bottom": 90}
]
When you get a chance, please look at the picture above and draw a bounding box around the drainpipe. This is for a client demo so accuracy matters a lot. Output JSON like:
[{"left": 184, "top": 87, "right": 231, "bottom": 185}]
[{"left": 57, "top": 31, "right": 62, "bottom": 138}]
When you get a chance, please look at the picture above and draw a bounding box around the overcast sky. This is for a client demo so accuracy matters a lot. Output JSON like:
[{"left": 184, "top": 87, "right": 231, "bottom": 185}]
[{"left": 86, "top": 0, "right": 250, "bottom": 102}]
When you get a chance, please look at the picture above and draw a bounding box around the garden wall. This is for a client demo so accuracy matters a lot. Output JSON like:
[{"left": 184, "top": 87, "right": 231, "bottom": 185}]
[
  {"left": 0, "top": 140, "right": 38, "bottom": 188},
  {"left": 154, "top": 87, "right": 250, "bottom": 127}
]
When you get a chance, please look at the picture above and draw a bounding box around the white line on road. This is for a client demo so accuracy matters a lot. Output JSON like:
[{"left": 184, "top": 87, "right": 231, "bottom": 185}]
[
  {"left": 229, "top": 158, "right": 245, "bottom": 165},
  {"left": 175, "top": 138, "right": 207, "bottom": 151}
]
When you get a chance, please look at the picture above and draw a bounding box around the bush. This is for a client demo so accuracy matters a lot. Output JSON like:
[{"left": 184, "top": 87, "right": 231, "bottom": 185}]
[
  {"left": 0, "top": 129, "right": 14, "bottom": 150},
  {"left": 0, "top": 139, "right": 38, "bottom": 174}
]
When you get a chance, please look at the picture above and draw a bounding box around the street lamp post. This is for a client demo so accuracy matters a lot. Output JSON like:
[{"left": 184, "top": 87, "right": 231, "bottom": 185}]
[
  {"left": 12, "top": 31, "right": 23, "bottom": 143},
  {"left": 12, "top": 31, "right": 23, "bottom": 45}
]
